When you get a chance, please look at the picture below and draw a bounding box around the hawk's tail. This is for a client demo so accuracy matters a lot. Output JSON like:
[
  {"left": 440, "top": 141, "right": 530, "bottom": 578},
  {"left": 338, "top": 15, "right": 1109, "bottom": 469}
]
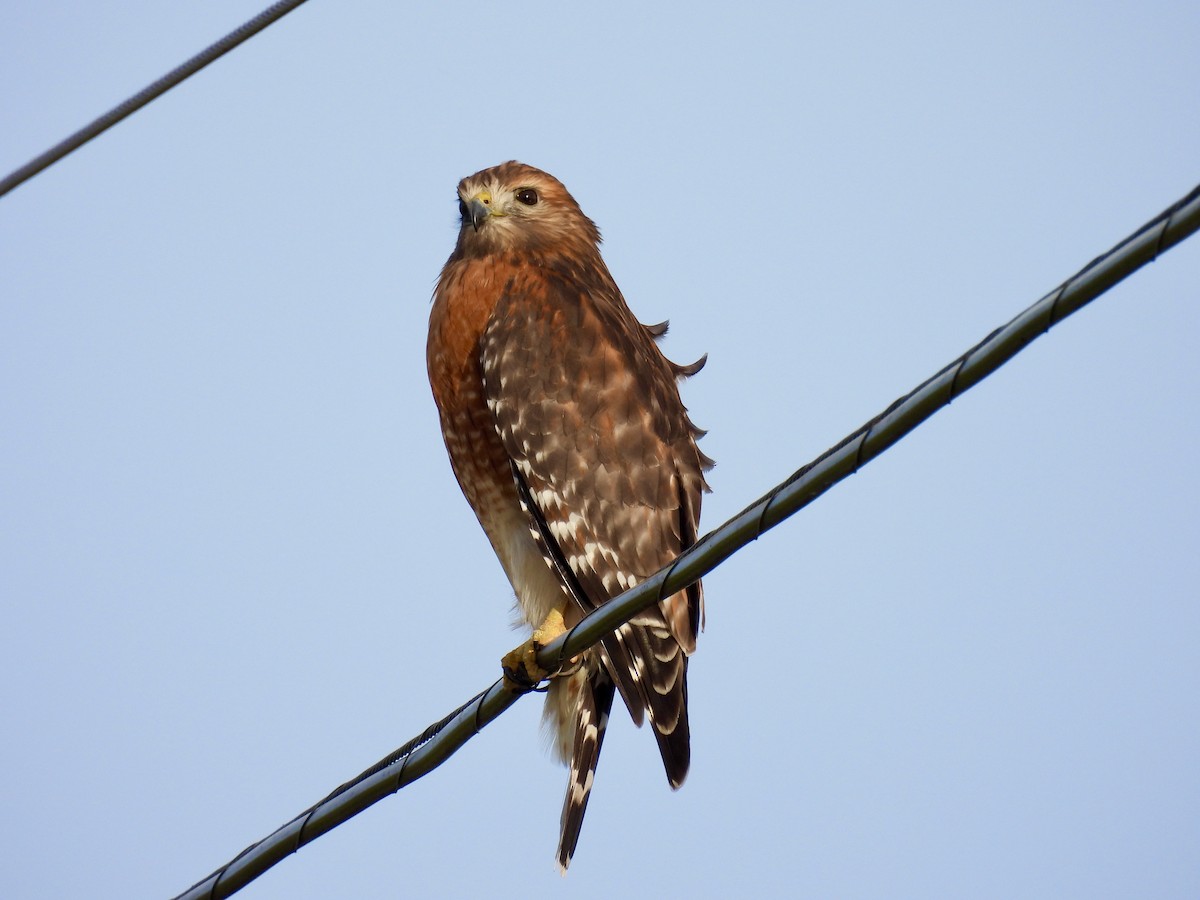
[
  {"left": 607, "top": 615, "right": 691, "bottom": 787},
  {"left": 556, "top": 668, "right": 616, "bottom": 873}
]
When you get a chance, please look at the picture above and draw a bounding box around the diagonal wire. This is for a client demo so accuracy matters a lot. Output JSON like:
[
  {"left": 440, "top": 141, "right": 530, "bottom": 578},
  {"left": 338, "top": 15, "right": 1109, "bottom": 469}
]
[
  {"left": 174, "top": 180, "right": 1200, "bottom": 899},
  {"left": 0, "top": 0, "right": 310, "bottom": 199}
]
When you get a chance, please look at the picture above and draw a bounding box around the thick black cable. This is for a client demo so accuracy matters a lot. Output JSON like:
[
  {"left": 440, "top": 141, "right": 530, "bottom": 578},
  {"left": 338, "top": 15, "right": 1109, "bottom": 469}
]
[
  {"left": 543, "top": 182, "right": 1200, "bottom": 672},
  {"left": 0, "top": 0, "right": 310, "bottom": 199},
  {"left": 174, "top": 181, "right": 1200, "bottom": 898},
  {"left": 174, "top": 687, "right": 494, "bottom": 900}
]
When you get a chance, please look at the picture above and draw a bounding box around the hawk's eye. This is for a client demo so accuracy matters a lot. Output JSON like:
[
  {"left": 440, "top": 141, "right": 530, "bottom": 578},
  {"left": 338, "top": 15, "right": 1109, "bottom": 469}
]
[
  {"left": 515, "top": 188, "right": 539, "bottom": 206},
  {"left": 458, "top": 199, "right": 468, "bottom": 220}
]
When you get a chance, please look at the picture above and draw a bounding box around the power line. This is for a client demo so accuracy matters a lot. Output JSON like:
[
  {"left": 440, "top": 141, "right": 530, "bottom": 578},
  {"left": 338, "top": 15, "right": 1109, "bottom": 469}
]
[
  {"left": 173, "top": 181, "right": 1200, "bottom": 899},
  {"left": 0, "top": 0, "right": 310, "bottom": 199}
]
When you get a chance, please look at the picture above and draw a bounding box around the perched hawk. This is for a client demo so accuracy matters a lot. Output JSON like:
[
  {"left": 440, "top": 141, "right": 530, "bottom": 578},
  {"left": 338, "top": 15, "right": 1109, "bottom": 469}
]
[{"left": 427, "top": 161, "right": 710, "bottom": 871}]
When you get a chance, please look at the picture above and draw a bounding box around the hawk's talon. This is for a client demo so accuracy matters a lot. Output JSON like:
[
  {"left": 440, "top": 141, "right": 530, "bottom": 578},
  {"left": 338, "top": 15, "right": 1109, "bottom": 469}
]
[
  {"left": 501, "top": 609, "right": 573, "bottom": 694},
  {"left": 554, "top": 654, "right": 585, "bottom": 679},
  {"left": 500, "top": 646, "right": 545, "bottom": 693}
]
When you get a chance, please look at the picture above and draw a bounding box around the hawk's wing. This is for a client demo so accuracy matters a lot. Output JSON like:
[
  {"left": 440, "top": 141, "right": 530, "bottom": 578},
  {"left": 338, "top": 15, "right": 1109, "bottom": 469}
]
[{"left": 479, "top": 268, "right": 706, "bottom": 787}]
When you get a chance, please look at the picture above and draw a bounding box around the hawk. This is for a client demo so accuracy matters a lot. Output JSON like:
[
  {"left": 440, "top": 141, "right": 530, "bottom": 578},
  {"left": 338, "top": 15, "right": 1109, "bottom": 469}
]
[{"left": 426, "top": 161, "right": 710, "bottom": 871}]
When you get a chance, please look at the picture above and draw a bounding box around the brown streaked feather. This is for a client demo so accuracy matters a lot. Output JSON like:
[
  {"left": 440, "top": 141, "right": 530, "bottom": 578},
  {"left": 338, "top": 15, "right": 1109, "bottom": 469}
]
[
  {"left": 556, "top": 666, "right": 616, "bottom": 873},
  {"left": 674, "top": 353, "right": 708, "bottom": 378},
  {"left": 480, "top": 272, "right": 705, "bottom": 786},
  {"left": 645, "top": 319, "right": 670, "bottom": 338}
]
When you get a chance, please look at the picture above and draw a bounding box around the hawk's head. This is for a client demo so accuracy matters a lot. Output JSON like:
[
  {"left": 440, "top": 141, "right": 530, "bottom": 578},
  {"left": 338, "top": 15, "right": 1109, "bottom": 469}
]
[{"left": 452, "top": 161, "right": 601, "bottom": 258}]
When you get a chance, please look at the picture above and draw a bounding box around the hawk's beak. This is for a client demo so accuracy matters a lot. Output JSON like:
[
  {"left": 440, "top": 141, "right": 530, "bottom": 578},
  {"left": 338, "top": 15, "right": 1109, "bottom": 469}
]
[{"left": 466, "top": 196, "right": 490, "bottom": 231}]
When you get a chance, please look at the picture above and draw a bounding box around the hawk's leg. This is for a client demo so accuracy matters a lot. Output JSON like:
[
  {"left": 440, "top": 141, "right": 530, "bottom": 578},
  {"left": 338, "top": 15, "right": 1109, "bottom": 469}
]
[{"left": 502, "top": 608, "right": 574, "bottom": 693}]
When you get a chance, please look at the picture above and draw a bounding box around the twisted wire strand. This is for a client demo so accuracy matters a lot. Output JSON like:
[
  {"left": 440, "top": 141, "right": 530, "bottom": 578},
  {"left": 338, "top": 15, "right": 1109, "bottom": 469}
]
[{"left": 175, "top": 181, "right": 1200, "bottom": 899}]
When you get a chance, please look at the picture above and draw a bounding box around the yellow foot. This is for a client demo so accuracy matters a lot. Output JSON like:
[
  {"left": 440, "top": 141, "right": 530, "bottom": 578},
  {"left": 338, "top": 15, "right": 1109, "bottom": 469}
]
[{"left": 502, "top": 608, "right": 568, "bottom": 693}]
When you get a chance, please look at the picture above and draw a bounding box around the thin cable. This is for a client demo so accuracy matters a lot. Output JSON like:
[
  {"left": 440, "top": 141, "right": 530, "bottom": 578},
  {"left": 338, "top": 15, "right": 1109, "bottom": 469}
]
[
  {"left": 0, "top": 0, "right": 310, "bottom": 199},
  {"left": 174, "top": 182, "right": 1200, "bottom": 898}
]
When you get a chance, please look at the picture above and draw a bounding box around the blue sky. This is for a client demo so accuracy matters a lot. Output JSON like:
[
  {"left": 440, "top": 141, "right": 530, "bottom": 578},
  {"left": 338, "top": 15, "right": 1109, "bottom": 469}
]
[{"left": 2, "top": 2, "right": 1198, "bottom": 897}]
